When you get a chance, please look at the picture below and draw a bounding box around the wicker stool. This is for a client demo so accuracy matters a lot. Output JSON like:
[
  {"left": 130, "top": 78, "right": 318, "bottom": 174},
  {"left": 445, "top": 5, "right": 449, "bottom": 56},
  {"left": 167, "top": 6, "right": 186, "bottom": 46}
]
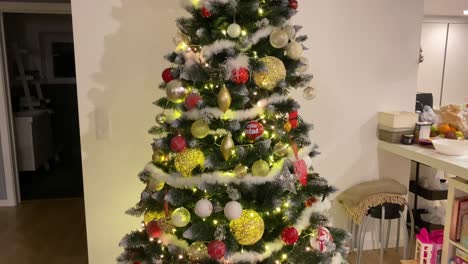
[{"left": 355, "top": 203, "right": 415, "bottom": 264}]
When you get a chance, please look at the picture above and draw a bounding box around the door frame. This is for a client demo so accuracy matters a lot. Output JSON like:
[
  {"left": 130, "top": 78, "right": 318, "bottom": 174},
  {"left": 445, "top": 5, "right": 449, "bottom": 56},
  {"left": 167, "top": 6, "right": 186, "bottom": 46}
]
[{"left": 0, "top": 2, "right": 71, "bottom": 206}]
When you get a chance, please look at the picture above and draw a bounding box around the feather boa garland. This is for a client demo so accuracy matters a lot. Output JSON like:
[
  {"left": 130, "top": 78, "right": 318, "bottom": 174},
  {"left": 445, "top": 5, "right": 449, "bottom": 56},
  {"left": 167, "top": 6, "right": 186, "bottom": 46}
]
[
  {"left": 166, "top": 94, "right": 290, "bottom": 122},
  {"left": 144, "top": 145, "right": 313, "bottom": 188}
]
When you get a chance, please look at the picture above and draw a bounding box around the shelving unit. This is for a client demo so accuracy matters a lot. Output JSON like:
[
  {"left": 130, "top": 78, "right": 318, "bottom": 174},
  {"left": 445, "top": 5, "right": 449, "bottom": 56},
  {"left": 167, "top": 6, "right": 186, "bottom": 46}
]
[{"left": 410, "top": 162, "right": 448, "bottom": 231}]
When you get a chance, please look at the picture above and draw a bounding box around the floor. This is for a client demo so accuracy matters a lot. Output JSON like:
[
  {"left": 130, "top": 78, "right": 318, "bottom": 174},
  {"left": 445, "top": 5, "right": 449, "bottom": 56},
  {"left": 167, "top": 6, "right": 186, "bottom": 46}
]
[
  {"left": 0, "top": 198, "right": 88, "bottom": 264},
  {"left": 347, "top": 249, "right": 404, "bottom": 264}
]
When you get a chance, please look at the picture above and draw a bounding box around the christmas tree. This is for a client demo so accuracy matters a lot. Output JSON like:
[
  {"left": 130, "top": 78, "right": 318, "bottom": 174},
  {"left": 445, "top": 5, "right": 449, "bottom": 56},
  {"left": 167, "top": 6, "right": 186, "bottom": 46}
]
[{"left": 118, "top": 0, "right": 349, "bottom": 263}]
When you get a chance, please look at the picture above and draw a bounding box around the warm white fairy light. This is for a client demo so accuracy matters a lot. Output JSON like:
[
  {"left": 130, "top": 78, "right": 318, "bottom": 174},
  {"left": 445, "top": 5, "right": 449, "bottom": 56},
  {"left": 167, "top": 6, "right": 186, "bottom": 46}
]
[
  {"left": 149, "top": 237, "right": 154, "bottom": 242},
  {"left": 178, "top": 254, "right": 183, "bottom": 259},
  {"left": 281, "top": 254, "right": 288, "bottom": 260},
  {"left": 258, "top": 8, "right": 264, "bottom": 16},
  {"left": 241, "top": 30, "right": 247, "bottom": 37},
  {"left": 305, "top": 247, "right": 311, "bottom": 252},
  {"left": 157, "top": 239, "right": 162, "bottom": 244}
]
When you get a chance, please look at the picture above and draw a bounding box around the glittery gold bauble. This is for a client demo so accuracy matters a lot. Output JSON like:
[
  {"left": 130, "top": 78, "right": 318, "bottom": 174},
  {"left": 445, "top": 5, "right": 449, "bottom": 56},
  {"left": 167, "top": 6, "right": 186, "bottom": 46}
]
[
  {"left": 284, "top": 121, "right": 292, "bottom": 133},
  {"left": 252, "top": 160, "right": 270, "bottom": 177},
  {"left": 233, "top": 164, "right": 248, "bottom": 178},
  {"left": 229, "top": 209, "right": 264, "bottom": 245},
  {"left": 273, "top": 142, "right": 289, "bottom": 157},
  {"left": 171, "top": 207, "right": 191, "bottom": 227},
  {"left": 155, "top": 113, "right": 167, "bottom": 125},
  {"left": 217, "top": 85, "right": 232, "bottom": 113},
  {"left": 303, "top": 86, "right": 317, "bottom": 100},
  {"left": 253, "top": 56, "right": 286, "bottom": 91},
  {"left": 191, "top": 119, "right": 210, "bottom": 139},
  {"left": 144, "top": 210, "right": 167, "bottom": 225},
  {"left": 156, "top": 217, "right": 175, "bottom": 233},
  {"left": 220, "top": 133, "right": 235, "bottom": 161},
  {"left": 187, "top": 241, "right": 208, "bottom": 261},
  {"left": 152, "top": 150, "right": 168, "bottom": 164},
  {"left": 166, "top": 80, "right": 190, "bottom": 103},
  {"left": 174, "top": 149, "right": 205, "bottom": 177}
]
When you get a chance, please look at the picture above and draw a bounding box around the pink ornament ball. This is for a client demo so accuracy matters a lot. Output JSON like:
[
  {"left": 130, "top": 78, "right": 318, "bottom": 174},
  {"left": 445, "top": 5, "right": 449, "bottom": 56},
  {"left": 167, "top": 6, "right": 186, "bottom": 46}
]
[
  {"left": 207, "top": 240, "right": 226, "bottom": 260},
  {"left": 170, "top": 135, "right": 187, "bottom": 153},
  {"left": 162, "top": 68, "right": 174, "bottom": 83}
]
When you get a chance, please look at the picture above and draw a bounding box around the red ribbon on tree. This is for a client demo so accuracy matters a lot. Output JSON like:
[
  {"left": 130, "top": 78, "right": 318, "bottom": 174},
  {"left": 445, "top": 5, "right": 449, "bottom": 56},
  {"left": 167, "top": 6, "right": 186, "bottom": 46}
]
[{"left": 292, "top": 142, "right": 308, "bottom": 186}]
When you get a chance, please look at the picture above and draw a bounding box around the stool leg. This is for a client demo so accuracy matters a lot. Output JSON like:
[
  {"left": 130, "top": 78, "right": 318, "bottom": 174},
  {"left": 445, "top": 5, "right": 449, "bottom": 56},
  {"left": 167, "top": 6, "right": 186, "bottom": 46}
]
[
  {"left": 380, "top": 206, "right": 385, "bottom": 264},
  {"left": 358, "top": 216, "right": 370, "bottom": 264},
  {"left": 396, "top": 217, "right": 401, "bottom": 250},
  {"left": 350, "top": 218, "right": 356, "bottom": 250},
  {"left": 385, "top": 219, "right": 392, "bottom": 248},
  {"left": 405, "top": 205, "right": 415, "bottom": 260}
]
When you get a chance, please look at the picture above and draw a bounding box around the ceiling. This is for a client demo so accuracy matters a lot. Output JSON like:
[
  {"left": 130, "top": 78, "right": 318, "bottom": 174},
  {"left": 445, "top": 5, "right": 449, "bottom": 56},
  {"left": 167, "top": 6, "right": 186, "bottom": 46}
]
[{"left": 425, "top": 0, "right": 468, "bottom": 16}]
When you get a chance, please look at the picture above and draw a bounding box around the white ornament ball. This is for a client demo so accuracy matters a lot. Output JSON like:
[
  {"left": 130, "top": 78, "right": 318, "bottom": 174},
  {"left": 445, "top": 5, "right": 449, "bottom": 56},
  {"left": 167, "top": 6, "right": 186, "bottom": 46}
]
[
  {"left": 270, "top": 28, "right": 290, "bottom": 49},
  {"left": 303, "top": 86, "right": 317, "bottom": 100},
  {"left": 284, "top": 25, "right": 296, "bottom": 40},
  {"left": 195, "top": 199, "right": 213, "bottom": 218},
  {"left": 286, "top": 41, "right": 303, "bottom": 60},
  {"left": 224, "top": 201, "right": 243, "bottom": 220},
  {"left": 227, "top": 23, "right": 242, "bottom": 38},
  {"left": 296, "top": 57, "right": 309, "bottom": 73}
]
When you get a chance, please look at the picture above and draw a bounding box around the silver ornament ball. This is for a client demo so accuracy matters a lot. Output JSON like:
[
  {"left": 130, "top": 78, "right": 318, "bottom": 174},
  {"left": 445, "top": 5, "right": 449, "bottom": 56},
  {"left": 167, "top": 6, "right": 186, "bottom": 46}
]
[
  {"left": 166, "top": 80, "right": 190, "bottom": 103},
  {"left": 270, "top": 28, "right": 289, "bottom": 49},
  {"left": 227, "top": 23, "right": 242, "bottom": 38},
  {"left": 303, "top": 87, "right": 317, "bottom": 100},
  {"left": 286, "top": 41, "right": 303, "bottom": 60}
]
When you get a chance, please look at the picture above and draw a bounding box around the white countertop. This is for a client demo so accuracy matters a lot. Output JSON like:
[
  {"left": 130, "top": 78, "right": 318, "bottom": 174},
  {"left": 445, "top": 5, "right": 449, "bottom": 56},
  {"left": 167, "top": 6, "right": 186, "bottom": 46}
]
[{"left": 378, "top": 140, "right": 468, "bottom": 179}]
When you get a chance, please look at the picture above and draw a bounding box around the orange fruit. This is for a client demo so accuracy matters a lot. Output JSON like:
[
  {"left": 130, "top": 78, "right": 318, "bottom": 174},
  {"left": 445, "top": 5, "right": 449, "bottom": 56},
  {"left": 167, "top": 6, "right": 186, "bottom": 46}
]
[{"left": 439, "top": 124, "right": 451, "bottom": 134}]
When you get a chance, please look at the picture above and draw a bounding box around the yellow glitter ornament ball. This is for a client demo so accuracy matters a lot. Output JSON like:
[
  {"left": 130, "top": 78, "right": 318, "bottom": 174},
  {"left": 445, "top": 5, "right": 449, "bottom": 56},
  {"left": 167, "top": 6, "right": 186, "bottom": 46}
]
[
  {"left": 187, "top": 241, "right": 208, "bottom": 261},
  {"left": 148, "top": 180, "right": 165, "bottom": 192},
  {"left": 174, "top": 149, "right": 205, "bottom": 177},
  {"left": 171, "top": 207, "right": 191, "bottom": 227},
  {"left": 253, "top": 56, "right": 287, "bottom": 91},
  {"left": 144, "top": 210, "right": 167, "bottom": 225},
  {"left": 229, "top": 209, "right": 264, "bottom": 245}
]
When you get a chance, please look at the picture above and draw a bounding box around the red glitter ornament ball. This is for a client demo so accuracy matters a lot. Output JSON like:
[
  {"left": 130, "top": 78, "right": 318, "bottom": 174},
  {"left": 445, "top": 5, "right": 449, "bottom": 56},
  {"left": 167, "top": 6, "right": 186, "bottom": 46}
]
[
  {"left": 231, "top": 67, "right": 249, "bottom": 84},
  {"left": 281, "top": 226, "right": 299, "bottom": 245},
  {"left": 170, "top": 135, "right": 187, "bottom": 153},
  {"left": 162, "top": 68, "right": 174, "bottom": 83},
  {"left": 146, "top": 221, "right": 162, "bottom": 239},
  {"left": 305, "top": 197, "right": 318, "bottom": 207},
  {"left": 289, "top": 0, "right": 299, "bottom": 10},
  {"left": 244, "top": 121, "right": 264, "bottom": 140},
  {"left": 289, "top": 110, "right": 299, "bottom": 129},
  {"left": 185, "top": 93, "right": 202, "bottom": 110},
  {"left": 201, "top": 7, "right": 212, "bottom": 18},
  {"left": 207, "top": 240, "right": 226, "bottom": 260}
]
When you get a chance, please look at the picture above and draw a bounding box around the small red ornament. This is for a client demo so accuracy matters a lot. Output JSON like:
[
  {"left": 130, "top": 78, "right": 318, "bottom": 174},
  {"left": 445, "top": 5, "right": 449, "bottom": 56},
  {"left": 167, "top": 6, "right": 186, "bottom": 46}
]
[
  {"left": 289, "top": 111, "right": 299, "bottom": 129},
  {"left": 231, "top": 68, "right": 249, "bottom": 84},
  {"left": 170, "top": 135, "right": 187, "bottom": 153},
  {"left": 244, "top": 121, "right": 264, "bottom": 140},
  {"left": 305, "top": 197, "right": 318, "bottom": 207},
  {"left": 281, "top": 226, "right": 299, "bottom": 245},
  {"left": 162, "top": 68, "right": 174, "bottom": 83},
  {"left": 146, "top": 220, "right": 162, "bottom": 239},
  {"left": 207, "top": 240, "right": 226, "bottom": 260},
  {"left": 201, "top": 7, "right": 212, "bottom": 18},
  {"left": 185, "top": 93, "right": 202, "bottom": 110},
  {"left": 289, "top": 0, "right": 299, "bottom": 10}
]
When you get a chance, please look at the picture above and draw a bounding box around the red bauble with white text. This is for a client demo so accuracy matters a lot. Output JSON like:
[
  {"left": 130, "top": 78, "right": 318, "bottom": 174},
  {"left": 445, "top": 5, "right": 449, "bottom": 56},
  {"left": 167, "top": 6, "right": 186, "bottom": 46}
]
[
  {"left": 231, "top": 68, "right": 249, "bottom": 84},
  {"left": 162, "top": 68, "right": 174, "bottom": 83},
  {"left": 207, "top": 240, "right": 226, "bottom": 260},
  {"left": 281, "top": 226, "right": 299, "bottom": 245},
  {"left": 289, "top": 0, "right": 298, "bottom": 10},
  {"left": 244, "top": 121, "right": 264, "bottom": 140},
  {"left": 185, "top": 93, "right": 202, "bottom": 110},
  {"left": 170, "top": 135, "right": 187, "bottom": 153},
  {"left": 146, "top": 221, "right": 162, "bottom": 239},
  {"left": 201, "top": 7, "right": 212, "bottom": 18}
]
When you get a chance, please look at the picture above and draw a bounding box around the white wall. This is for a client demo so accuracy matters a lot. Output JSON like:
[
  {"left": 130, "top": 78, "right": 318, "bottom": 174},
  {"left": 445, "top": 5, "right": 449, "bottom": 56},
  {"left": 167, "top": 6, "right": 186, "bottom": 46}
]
[{"left": 71, "top": 0, "right": 423, "bottom": 262}]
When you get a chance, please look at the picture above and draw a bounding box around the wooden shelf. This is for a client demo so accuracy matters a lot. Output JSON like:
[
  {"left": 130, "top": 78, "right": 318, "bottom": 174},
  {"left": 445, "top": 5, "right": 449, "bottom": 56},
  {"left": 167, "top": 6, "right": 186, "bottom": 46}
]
[{"left": 449, "top": 239, "right": 468, "bottom": 253}]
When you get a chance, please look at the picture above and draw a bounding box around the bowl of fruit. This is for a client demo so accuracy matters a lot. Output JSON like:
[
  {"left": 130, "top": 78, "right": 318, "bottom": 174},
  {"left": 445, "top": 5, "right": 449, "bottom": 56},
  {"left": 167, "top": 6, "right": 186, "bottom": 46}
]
[{"left": 431, "top": 124, "right": 465, "bottom": 140}]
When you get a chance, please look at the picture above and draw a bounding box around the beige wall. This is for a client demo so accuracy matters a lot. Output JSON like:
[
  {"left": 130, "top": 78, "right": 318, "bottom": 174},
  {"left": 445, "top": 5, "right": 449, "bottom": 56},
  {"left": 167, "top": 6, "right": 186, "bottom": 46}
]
[{"left": 71, "top": 0, "right": 423, "bottom": 262}]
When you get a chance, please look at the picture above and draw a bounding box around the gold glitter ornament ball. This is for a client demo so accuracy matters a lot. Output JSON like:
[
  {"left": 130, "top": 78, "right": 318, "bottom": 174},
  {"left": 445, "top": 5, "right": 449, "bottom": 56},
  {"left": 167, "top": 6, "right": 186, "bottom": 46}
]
[
  {"left": 144, "top": 210, "right": 167, "bottom": 225},
  {"left": 253, "top": 56, "right": 287, "bottom": 91},
  {"left": 229, "top": 209, "right": 264, "bottom": 245},
  {"left": 174, "top": 149, "right": 205, "bottom": 177},
  {"left": 187, "top": 241, "right": 209, "bottom": 261}
]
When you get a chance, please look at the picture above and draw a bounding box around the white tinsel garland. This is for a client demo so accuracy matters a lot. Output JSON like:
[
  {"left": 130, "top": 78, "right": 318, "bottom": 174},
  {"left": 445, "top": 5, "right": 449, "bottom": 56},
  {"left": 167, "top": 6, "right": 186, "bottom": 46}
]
[
  {"left": 144, "top": 145, "right": 313, "bottom": 188},
  {"left": 248, "top": 26, "right": 273, "bottom": 46},
  {"left": 166, "top": 94, "right": 290, "bottom": 121},
  {"left": 153, "top": 198, "right": 331, "bottom": 263},
  {"left": 201, "top": 40, "right": 236, "bottom": 59}
]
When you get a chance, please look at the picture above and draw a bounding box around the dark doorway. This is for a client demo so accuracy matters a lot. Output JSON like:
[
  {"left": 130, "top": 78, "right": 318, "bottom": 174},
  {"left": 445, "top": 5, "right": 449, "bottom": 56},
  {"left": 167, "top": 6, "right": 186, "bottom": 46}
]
[{"left": 4, "top": 13, "right": 83, "bottom": 200}]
